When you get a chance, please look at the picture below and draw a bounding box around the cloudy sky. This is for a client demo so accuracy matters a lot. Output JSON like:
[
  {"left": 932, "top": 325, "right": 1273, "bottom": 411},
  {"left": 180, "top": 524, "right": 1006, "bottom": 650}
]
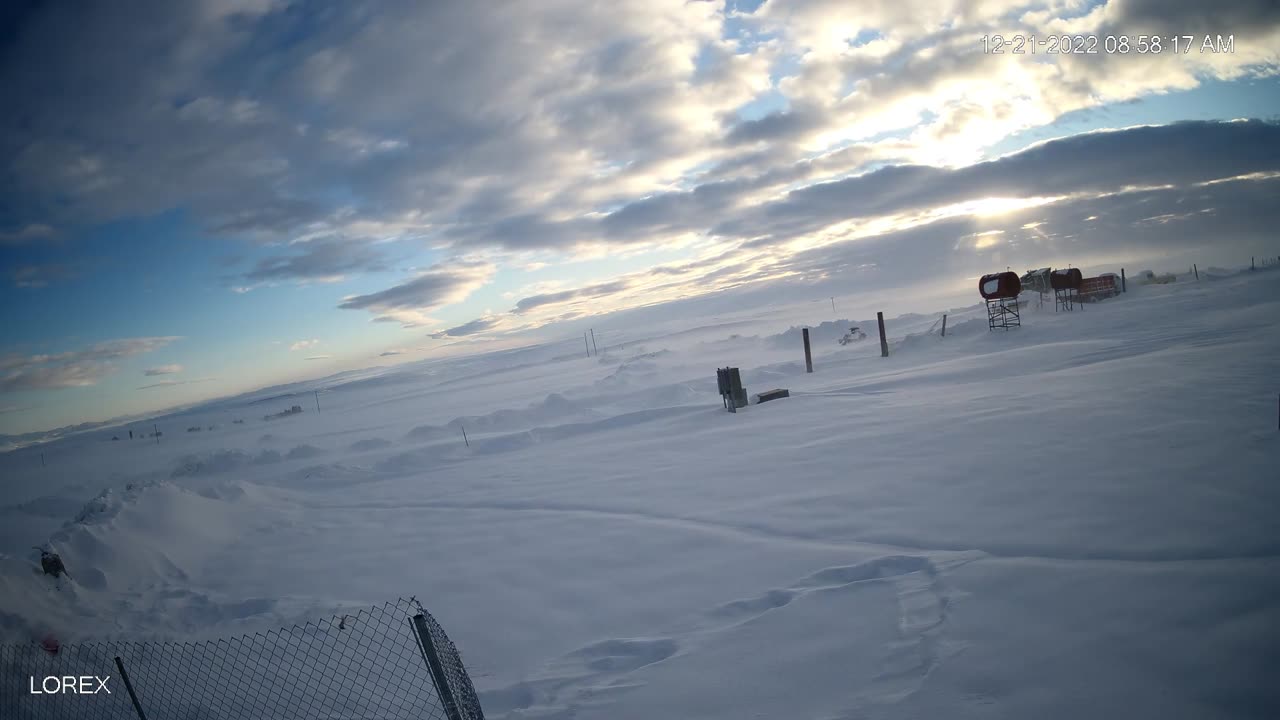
[{"left": 2, "top": 0, "right": 1279, "bottom": 435}]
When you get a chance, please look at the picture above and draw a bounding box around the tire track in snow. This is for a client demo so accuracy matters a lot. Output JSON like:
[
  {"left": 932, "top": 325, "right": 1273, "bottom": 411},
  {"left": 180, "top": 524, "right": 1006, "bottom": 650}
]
[{"left": 479, "top": 554, "right": 974, "bottom": 718}]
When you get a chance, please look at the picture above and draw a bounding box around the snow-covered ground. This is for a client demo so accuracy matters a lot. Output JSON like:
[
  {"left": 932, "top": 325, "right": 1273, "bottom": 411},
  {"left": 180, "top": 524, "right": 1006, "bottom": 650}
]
[{"left": 2, "top": 266, "right": 1279, "bottom": 718}]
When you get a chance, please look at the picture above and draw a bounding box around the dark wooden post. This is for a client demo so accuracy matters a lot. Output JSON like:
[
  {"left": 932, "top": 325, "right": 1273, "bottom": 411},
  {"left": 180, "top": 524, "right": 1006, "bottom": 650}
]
[
  {"left": 1251, "top": 257, "right": 1256, "bottom": 271},
  {"left": 584, "top": 333, "right": 590, "bottom": 357},
  {"left": 461, "top": 425, "right": 469, "bottom": 447},
  {"left": 1120, "top": 268, "right": 1126, "bottom": 293},
  {"left": 590, "top": 329, "right": 598, "bottom": 356},
  {"left": 802, "top": 328, "right": 813, "bottom": 373},
  {"left": 314, "top": 390, "right": 320, "bottom": 413},
  {"left": 941, "top": 314, "right": 948, "bottom": 337},
  {"left": 877, "top": 312, "right": 889, "bottom": 357},
  {"left": 1193, "top": 264, "right": 1199, "bottom": 281},
  {"left": 154, "top": 424, "right": 159, "bottom": 445}
]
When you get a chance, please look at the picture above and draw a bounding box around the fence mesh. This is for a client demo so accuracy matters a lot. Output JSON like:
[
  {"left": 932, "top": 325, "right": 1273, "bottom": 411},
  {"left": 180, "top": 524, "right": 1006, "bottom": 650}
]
[{"left": 0, "top": 597, "right": 485, "bottom": 720}]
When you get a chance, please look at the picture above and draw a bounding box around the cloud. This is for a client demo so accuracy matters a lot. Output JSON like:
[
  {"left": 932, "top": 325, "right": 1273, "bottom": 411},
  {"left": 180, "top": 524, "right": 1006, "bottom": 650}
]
[
  {"left": 10, "top": 262, "right": 76, "bottom": 288},
  {"left": 0, "top": 336, "right": 180, "bottom": 393},
  {"left": 338, "top": 261, "right": 494, "bottom": 326},
  {"left": 513, "top": 279, "right": 635, "bottom": 315},
  {"left": 378, "top": 349, "right": 406, "bottom": 357},
  {"left": 4, "top": 1, "right": 1278, "bottom": 264},
  {"left": 137, "top": 376, "right": 215, "bottom": 390},
  {"left": 712, "top": 120, "right": 1280, "bottom": 246},
  {"left": 241, "top": 237, "right": 390, "bottom": 284},
  {"left": 430, "top": 317, "right": 502, "bottom": 339},
  {"left": 0, "top": 223, "right": 55, "bottom": 245},
  {"left": 289, "top": 339, "right": 319, "bottom": 351},
  {"left": 143, "top": 364, "right": 183, "bottom": 376},
  {"left": 2, "top": 0, "right": 1279, "bottom": 352},
  {"left": 304, "top": 355, "right": 331, "bottom": 360}
]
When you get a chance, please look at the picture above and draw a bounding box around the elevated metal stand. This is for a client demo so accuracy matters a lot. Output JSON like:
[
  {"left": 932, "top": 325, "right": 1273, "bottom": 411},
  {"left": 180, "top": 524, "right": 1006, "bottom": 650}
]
[
  {"left": 986, "top": 297, "right": 1021, "bottom": 331},
  {"left": 1054, "top": 288, "right": 1081, "bottom": 312}
]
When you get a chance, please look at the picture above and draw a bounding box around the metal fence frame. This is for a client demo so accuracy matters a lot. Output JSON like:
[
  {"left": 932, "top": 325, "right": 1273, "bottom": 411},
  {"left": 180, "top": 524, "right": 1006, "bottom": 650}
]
[{"left": 1, "top": 597, "right": 485, "bottom": 720}]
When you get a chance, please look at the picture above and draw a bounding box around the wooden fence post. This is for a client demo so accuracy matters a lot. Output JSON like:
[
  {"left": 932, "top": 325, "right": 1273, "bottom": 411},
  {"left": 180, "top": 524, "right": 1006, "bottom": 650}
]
[
  {"left": 877, "top": 312, "right": 889, "bottom": 358},
  {"left": 802, "top": 328, "right": 813, "bottom": 373},
  {"left": 1121, "top": 268, "right": 1126, "bottom": 293},
  {"left": 941, "top": 314, "right": 948, "bottom": 337},
  {"left": 1194, "top": 264, "right": 1199, "bottom": 281}
]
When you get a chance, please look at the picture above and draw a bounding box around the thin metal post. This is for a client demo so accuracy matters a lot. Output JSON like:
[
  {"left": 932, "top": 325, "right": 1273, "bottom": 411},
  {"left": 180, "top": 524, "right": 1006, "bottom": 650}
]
[
  {"left": 590, "top": 329, "right": 598, "bottom": 356},
  {"left": 941, "top": 314, "right": 948, "bottom": 337},
  {"left": 314, "top": 390, "right": 321, "bottom": 413},
  {"left": 1194, "top": 264, "right": 1199, "bottom": 281},
  {"left": 40, "top": 452, "right": 45, "bottom": 467},
  {"left": 461, "top": 425, "right": 469, "bottom": 447},
  {"left": 584, "top": 333, "right": 590, "bottom": 357},
  {"left": 1252, "top": 256, "right": 1255, "bottom": 271},
  {"left": 154, "top": 424, "right": 159, "bottom": 445},
  {"left": 1121, "top": 268, "right": 1127, "bottom": 293},
  {"left": 114, "top": 656, "right": 149, "bottom": 720},
  {"left": 802, "top": 328, "right": 813, "bottom": 373},
  {"left": 877, "top": 312, "right": 889, "bottom": 358},
  {"left": 411, "top": 614, "right": 464, "bottom": 720}
]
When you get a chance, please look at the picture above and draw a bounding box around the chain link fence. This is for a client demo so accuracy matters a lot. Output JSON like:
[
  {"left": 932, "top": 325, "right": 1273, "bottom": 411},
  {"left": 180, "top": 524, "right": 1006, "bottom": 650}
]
[{"left": 0, "top": 597, "right": 485, "bottom": 720}]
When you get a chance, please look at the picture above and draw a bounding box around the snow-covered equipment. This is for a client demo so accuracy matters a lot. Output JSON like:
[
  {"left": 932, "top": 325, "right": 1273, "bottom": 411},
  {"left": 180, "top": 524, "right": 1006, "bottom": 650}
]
[
  {"left": 979, "top": 272, "right": 1021, "bottom": 300},
  {"left": 980, "top": 272, "right": 1022, "bottom": 331},
  {"left": 717, "top": 367, "right": 748, "bottom": 412},
  {"left": 1020, "top": 267, "right": 1052, "bottom": 294},
  {"left": 1079, "top": 275, "right": 1120, "bottom": 302},
  {"left": 1051, "top": 268, "right": 1084, "bottom": 311},
  {"left": 754, "top": 388, "right": 790, "bottom": 404},
  {"left": 35, "top": 547, "right": 68, "bottom": 578},
  {"left": 1050, "top": 268, "right": 1083, "bottom": 290},
  {"left": 837, "top": 327, "right": 867, "bottom": 345}
]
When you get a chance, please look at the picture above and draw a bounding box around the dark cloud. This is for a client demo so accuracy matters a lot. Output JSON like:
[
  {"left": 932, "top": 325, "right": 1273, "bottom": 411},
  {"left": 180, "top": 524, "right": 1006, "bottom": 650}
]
[
  {"left": 137, "top": 376, "right": 214, "bottom": 390},
  {"left": 430, "top": 317, "right": 501, "bottom": 339},
  {"left": 340, "top": 270, "right": 479, "bottom": 312},
  {"left": 513, "top": 280, "right": 634, "bottom": 315},
  {"left": 143, "top": 364, "right": 182, "bottom": 376},
  {"left": 243, "top": 238, "right": 390, "bottom": 283},
  {"left": 0, "top": 0, "right": 744, "bottom": 251},
  {"left": 337, "top": 262, "right": 493, "bottom": 323},
  {"left": 724, "top": 106, "right": 824, "bottom": 146}
]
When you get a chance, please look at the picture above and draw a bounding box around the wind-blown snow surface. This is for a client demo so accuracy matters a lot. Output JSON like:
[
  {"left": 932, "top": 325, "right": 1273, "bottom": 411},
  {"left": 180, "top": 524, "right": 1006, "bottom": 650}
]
[{"left": 3, "top": 267, "right": 1279, "bottom": 718}]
